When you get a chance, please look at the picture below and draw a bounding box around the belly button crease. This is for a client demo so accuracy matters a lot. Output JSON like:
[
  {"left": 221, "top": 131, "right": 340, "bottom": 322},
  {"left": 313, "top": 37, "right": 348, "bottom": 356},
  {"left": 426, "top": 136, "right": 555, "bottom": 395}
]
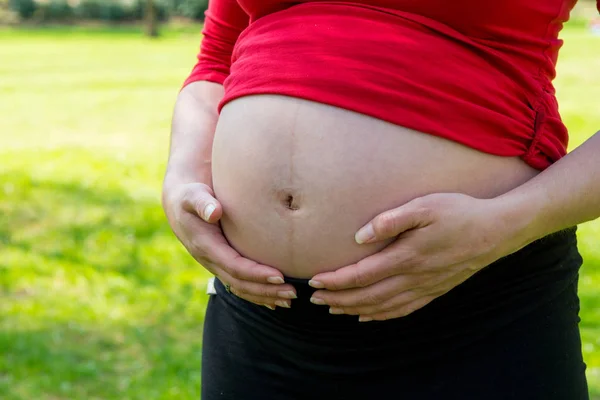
[{"left": 285, "top": 195, "right": 300, "bottom": 211}]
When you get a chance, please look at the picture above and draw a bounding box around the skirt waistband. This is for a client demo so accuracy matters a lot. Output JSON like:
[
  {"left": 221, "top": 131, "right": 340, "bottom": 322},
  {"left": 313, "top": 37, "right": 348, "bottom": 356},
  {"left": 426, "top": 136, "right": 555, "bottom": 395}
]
[{"left": 213, "top": 226, "right": 581, "bottom": 328}]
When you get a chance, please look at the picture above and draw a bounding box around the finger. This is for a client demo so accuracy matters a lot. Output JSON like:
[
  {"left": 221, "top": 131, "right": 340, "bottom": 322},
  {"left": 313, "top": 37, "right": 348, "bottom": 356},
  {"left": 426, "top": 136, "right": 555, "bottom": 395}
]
[
  {"left": 320, "top": 271, "right": 456, "bottom": 315},
  {"left": 310, "top": 242, "right": 420, "bottom": 290},
  {"left": 181, "top": 183, "right": 223, "bottom": 223},
  {"left": 310, "top": 274, "right": 414, "bottom": 308},
  {"left": 224, "top": 274, "right": 297, "bottom": 300},
  {"left": 217, "top": 275, "right": 294, "bottom": 308},
  {"left": 359, "top": 296, "right": 436, "bottom": 322},
  {"left": 185, "top": 217, "right": 286, "bottom": 285},
  {"left": 354, "top": 198, "right": 431, "bottom": 244},
  {"left": 343, "top": 269, "right": 463, "bottom": 316},
  {"left": 335, "top": 268, "right": 462, "bottom": 315},
  {"left": 211, "top": 237, "right": 287, "bottom": 284},
  {"left": 228, "top": 288, "right": 291, "bottom": 310},
  {"left": 329, "top": 290, "right": 423, "bottom": 316}
]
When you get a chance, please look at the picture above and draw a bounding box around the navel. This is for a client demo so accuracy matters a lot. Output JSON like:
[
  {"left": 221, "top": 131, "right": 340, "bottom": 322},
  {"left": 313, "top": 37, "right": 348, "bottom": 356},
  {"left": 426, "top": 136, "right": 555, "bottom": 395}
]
[
  {"left": 276, "top": 189, "right": 302, "bottom": 211},
  {"left": 284, "top": 194, "right": 300, "bottom": 211}
]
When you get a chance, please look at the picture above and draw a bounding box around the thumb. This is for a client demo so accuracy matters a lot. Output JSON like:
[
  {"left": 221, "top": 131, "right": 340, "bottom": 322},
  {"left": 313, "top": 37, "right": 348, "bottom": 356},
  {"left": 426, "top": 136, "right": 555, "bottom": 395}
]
[
  {"left": 355, "top": 199, "right": 429, "bottom": 244},
  {"left": 181, "top": 183, "right": 223, "bottom": 223}
]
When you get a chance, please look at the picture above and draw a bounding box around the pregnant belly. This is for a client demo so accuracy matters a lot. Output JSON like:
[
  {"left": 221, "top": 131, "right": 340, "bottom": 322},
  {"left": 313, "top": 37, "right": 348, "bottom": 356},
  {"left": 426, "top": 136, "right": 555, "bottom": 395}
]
[{"left": 212, "top": 95, "right": 539, "bottom": 278}]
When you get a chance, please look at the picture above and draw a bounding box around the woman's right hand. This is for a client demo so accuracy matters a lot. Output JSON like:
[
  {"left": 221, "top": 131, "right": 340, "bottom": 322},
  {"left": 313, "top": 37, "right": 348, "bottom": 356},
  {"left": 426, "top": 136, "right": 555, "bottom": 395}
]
[{"left": 162, "top": 181, "right": 297, "bottom": 309}]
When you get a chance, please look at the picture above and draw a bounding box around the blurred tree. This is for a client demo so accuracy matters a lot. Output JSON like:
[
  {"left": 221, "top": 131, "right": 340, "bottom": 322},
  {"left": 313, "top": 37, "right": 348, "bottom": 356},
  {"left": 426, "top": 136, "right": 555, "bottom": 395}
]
[
  {"left": 171, "top": 0, "right": 208, "bottom": 19},
  {"left": 8, "top": 0, "right": 36, "bottom": 19},
  {"left": 145, "top": 0, "right": 158, "bottom": 37}
]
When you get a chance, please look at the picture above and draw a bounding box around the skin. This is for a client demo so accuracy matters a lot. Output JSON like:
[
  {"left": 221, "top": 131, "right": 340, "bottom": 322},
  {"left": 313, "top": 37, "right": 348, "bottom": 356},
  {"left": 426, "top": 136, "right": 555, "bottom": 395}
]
[
  {"left": 210, "top": 94, "right": 539, "bottom": 279},
  {"left": 163, "top": 81, "right": 600, "bottom": 319},
  {"left": 163, "top": 82, "right": 298, "bottom": 310},
  {"left": 309, "top": 133, "right": 600, "bottom": 321}
]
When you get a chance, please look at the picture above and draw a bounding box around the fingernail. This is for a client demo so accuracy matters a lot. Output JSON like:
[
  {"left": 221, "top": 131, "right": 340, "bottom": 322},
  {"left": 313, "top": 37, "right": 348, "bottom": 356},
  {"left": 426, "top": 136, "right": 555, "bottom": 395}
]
[
  {"left": 308, "top": 280, "right": 324, "bottom": 289},
  {"left": 263, "top": 304, "right": 276, "bottom": 310},
  {"left": 310, "top": 297, "right": 326, "bottom": 305},
  {"left": 278, "top": 291, "right": 297, "bottom": 299},
  {"left": 203, "top": 203, "right": 216, "bottom": 221},
  {"left": 329, "top": 307, "right": 344, "bottom": 315},
  {"left": 267, "top": 277, "right": 285, "bottom": 284},
  {"left": 275, "top": 300, "right": 290, "bottom": 308},
  {"left": 355, "top": 223, "right": 375, "bottom": 244},
  {"left": 359, "top": 316, "right": 373, "bottom": 322}
]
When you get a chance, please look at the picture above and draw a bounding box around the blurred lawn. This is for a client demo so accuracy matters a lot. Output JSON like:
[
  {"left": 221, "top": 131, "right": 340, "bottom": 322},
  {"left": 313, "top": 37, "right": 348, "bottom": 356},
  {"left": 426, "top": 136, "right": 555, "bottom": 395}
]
[{"left": 0, "top": 23, "right": 599, "bottom": 399}]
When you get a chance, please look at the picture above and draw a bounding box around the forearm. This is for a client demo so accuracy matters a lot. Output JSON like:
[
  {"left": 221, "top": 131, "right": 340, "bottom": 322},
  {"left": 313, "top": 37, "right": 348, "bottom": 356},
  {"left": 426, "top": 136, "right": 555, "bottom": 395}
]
[
  {"left": 164, "top": 81, "right": 224, "bottom": 187},
  {"left": 495, "top": 131, "right": 600, "bottom": 245}
]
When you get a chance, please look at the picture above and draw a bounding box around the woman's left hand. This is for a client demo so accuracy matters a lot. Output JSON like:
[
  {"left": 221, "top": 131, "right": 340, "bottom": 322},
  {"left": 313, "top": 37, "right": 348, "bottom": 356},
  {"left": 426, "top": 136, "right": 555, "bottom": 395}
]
[{"left": 309, "top": 193, "right": 530, "bottom": 322}]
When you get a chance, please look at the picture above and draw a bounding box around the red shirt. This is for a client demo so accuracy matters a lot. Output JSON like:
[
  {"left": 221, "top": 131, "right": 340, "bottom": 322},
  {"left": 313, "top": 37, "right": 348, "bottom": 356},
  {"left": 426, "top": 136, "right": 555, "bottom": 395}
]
[{"left": 183, "top": 0, "right": 600, "bottom": 170}]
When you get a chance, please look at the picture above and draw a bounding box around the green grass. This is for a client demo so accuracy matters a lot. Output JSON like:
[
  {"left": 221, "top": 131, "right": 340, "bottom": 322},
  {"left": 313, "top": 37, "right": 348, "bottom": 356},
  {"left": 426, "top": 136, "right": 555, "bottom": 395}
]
[{"left": 1, "top": 23, "right": 599, "bottom": 399}]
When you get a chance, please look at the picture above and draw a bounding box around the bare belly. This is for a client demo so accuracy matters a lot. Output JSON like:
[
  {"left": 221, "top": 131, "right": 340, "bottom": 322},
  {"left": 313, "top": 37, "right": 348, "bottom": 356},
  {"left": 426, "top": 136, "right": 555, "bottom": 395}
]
[{"left": 212, "top": 95, "right": 539, "bottom": 278}]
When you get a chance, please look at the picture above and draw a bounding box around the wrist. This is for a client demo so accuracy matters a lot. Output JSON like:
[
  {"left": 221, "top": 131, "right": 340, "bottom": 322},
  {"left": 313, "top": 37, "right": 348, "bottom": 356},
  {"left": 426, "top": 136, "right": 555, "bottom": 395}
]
[
  {"left": 163, "top": 158, "right": 212, "bottom": 188},
  {"left": 488, "top": 189, "right": 551, "bottom": 251}
]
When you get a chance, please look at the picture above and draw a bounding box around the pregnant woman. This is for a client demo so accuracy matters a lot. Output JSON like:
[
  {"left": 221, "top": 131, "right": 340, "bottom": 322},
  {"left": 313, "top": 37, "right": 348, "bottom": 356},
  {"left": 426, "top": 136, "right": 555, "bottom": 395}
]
[{"left": 163, "top": 1, "right": 600, "bottom": 398}]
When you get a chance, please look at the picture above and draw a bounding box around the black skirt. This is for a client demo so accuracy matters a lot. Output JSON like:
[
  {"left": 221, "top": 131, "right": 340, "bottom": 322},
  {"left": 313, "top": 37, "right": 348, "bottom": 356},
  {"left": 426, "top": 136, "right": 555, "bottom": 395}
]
[{"left": 201, "top": 227, "right": 589, "bottom": 400}]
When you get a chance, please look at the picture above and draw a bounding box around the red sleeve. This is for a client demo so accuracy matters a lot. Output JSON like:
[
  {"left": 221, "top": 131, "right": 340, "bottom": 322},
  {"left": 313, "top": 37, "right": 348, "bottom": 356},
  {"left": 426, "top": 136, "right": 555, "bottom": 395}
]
[{"left": 182, "top": 0, "right": 249, "bottom": 88}]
